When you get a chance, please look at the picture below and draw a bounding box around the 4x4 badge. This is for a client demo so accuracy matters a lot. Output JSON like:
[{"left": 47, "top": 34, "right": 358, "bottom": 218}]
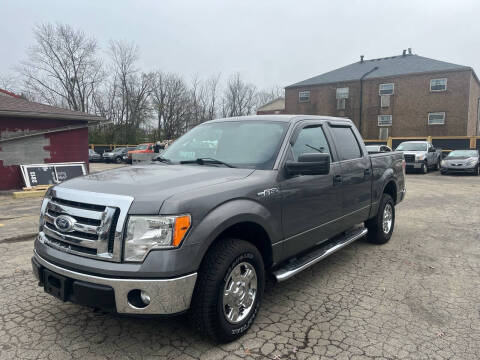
[{"left": 257, "top": 188, "right": 279, "bottom": 197}]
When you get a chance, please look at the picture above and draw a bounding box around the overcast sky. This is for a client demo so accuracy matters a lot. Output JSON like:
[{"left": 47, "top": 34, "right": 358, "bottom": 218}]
[{"left": 1, "top": 0, "right": 480, "bottom": 90}]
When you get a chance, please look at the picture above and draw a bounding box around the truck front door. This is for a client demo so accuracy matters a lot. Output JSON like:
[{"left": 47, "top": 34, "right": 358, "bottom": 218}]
[
  {"left": 280, "top": 123, "right": 343, "bottom": 255},
  {"left": 327, "top": 125, "right": 372, "bottom": 229}
]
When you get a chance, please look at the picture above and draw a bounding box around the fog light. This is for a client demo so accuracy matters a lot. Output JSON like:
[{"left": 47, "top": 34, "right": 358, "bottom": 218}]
[
  {"left": 140, "top": 291, "right": 151, "bottom": 305},
  {"left": 127, "top": 289, "right": 151, "bottom": 308}
]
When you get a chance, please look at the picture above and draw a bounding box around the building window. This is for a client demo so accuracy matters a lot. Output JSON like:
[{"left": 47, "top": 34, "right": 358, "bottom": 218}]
[
  {"left": 380, "top": 95, "right": 390, "bottom": 108},
  {"left": 379, "top": 127, "right": 389, "bottom": 140},
  {"left": 428, "top": 112, "right": 445, "bottom": 125},
  {"left": 430, "top": 78, "right": 447, "bottom": 92},
  {"left": 299, "top": 91, "right": 310, "bottom": 102},
  {"left": 379, "top": 83, "right": 394, "bottom": 95},
  {"left": 336, "top": 87, "right": 349, "bottom": 99},
  {"left": 378, "top": 115, "right": 392, "bottom": 126},
  {"left": 337, "top": 98, "right": 346, "bottom": 110}
]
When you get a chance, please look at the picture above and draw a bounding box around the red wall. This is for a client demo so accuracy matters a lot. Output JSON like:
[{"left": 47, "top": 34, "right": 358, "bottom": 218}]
[{"left": 0, "top": 118, "right": 89, "bottom": 190}]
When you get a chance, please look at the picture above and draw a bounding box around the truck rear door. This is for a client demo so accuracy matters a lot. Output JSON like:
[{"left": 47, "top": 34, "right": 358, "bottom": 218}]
[{"left": 327, "top": 124, "right": 372, "bottom": 229}]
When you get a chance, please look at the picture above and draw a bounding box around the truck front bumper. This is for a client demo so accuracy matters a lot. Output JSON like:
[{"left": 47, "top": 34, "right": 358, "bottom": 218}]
[
  {"left": 405, "top": 162, "right": 423, "bottom": 169},
  {"left": 32, "top": 251, "right": 197, "bottom": 315}
]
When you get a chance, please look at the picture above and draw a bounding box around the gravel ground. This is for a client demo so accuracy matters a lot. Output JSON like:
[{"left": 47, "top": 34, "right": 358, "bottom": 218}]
[{"left": 0, "top": 171, "right": 479, "bottom": 360}]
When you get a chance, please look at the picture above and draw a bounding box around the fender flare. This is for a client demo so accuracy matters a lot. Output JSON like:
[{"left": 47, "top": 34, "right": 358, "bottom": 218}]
[{"left": 186, "top": 198, "right": 281, "bottom": 269}]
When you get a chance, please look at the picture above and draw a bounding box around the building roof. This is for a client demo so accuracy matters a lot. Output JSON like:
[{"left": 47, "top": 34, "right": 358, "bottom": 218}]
[
  {"left": 286, "top": 54, "right": 472, "bottom": 88},
  {"left": 0, "top": 91, "right": 105, "bottom": 122},
  {"left": 257, "top": 97, "right": 285, "bottom": 112}
]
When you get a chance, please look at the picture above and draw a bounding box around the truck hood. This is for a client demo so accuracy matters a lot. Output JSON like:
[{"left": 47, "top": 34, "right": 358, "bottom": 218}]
[
  {"left": 399, "top": 151, "right": 427, "bottom": 156},
  {"left": 57, "top": 164, "right": 255, "bottom": 214}
]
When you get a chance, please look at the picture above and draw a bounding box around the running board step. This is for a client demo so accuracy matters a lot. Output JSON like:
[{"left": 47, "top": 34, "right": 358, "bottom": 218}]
[{"left": 273, "top": 227, "right": 368, "bottom": 282}]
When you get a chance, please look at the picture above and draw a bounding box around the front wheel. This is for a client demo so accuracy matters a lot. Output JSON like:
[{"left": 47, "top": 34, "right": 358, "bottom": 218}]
[
  {"left": 189, "top": 238, "right": 265, "bottom": 343},
  {"left": 436, "top": 159, "right": 441, "bottom": 171},
  {"left": 475, "top": 165, "right": 480, "bottom": 176},
  {"left": 421, "top": 162, "right": 428, "bottom": 174},
  {"left": 365, "top": 193, "right": 395, "bottom": 244}
]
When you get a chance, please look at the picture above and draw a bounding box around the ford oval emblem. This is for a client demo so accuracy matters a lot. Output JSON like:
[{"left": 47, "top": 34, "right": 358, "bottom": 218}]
[{"left": 54, "top": 215, "right": 76, "bottom": 232}]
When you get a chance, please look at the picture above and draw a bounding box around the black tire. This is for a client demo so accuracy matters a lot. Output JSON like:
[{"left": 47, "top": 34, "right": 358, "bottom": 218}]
[
  {"left": 189, "top": 238, "right": 265, "bottom": 343},
  {"left": 365, "top": 193, "right": 395, "bottom": 244},
  {"left": 421, "top": 162, "right": 428, "bottom": 174},
  {"left": 115, "top": 156, "right": 122, "bottom": 164},
  {"left": 436, "top": 158, "right": 441, "bottom": 171},
  {"left": 474, "top": 165, "right": 480, "bottom": 176}
]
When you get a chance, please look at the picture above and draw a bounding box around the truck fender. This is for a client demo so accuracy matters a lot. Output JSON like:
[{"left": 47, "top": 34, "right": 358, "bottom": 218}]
[
  {"left": 187, "top": 199, "right": 282, "bottom": 269},
  {"left": 370, "top": 168, "right": 396, "bottom": 218}
]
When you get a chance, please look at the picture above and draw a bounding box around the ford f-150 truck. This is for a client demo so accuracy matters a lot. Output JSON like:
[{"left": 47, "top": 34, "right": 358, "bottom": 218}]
[
  {"left": 32, "top": 115, "right": 406, "bottom": 342},
  {"left": 395, "top": 140, "right": 442, "bottom": 173}
]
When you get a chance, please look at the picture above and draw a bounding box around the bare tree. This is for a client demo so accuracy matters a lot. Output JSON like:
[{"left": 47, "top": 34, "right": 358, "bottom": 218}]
[
  {"left": 256, "top": 85, "right": 285, "bottom": 108},
  {"left": 189, "top": 73, "right": 221, "bottom": 126},
  {"left": 221, "top": 73, "right": 258, "bottom": 117},
  {"left": 20, "top": 23, "right": 104, "bottom": 112},
  {"left": 0, "top": 73, "right": 19, "bottom": 93},
  {"left": 92, "top": 41, "right": 152, "bottom": 143},
  {"left": 151, "top": 72, "right": 192, "bottom": 139}
]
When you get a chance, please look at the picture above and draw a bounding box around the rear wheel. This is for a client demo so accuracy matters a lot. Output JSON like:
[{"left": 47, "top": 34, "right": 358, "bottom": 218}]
[
  {"left": 189, "top": 238, "right": 265, "bottom": 343},
  {"left": 365, "top": 193, "right": 395, "bottom": 244}
]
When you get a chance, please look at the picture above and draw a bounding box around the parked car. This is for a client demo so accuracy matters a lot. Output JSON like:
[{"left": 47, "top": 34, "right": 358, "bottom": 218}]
[
  {"left": 32, "top": 115, "right": 406, "bottom": 342},
  {"left": 103, "top": 147, "right": 129, "bottom": 163},
  {"left": 440, "top": 149, "right": 479, "bottom": 175},
  {"left": 88, "top": 149, "right": 101, "bottom": 162},
  {"left": 395, "top": 141, "right": 442, "bottom": 174},
  {"left": 366, "top": 145, "right": 392, "bottom": 153},
  {"left": 124, "top": 143, "right": 154, "bottom": 164}
]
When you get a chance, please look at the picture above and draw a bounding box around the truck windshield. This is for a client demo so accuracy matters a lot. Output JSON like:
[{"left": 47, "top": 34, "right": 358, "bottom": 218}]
[
  {"left": 396, "top": 143, "right": 427, "bottom": 151},
  {"left": 162, "top": 121, "right": 289, "bottom": 169}
]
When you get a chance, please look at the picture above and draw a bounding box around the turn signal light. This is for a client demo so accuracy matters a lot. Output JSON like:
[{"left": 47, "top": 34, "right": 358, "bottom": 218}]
[{"left": 173, "top": 215, "right": 191, "bottom": 247}]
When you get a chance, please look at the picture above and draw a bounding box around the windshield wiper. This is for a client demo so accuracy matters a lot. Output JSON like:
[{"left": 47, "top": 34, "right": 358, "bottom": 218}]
[
  {"left": 305, "top": 144, "right": 324, "bottom": 153},
  {"left": 180, "top": 157, "right": 236, "bottom": 168},
  {"left": 152, "top": 156, "right": 172, "bottom": 164}
]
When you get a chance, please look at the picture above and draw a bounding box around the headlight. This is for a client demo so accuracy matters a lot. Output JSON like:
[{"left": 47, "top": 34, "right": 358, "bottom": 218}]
[
  {"left": 416, "top": 154, "right": 425, "bottom": 161},
  {"left": 124, "top": 215, "right": 191, "bottom": 262},
  {"left": 465, "top": 158, "right": 478, "bottom": 166},
  {"left": 441, "top": 160, "right": 445, "bottom": 167}
]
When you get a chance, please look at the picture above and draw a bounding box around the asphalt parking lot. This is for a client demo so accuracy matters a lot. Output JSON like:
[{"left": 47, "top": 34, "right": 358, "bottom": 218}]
[{"left": 0, "top": 171, "right": 479, "bottom": 360}]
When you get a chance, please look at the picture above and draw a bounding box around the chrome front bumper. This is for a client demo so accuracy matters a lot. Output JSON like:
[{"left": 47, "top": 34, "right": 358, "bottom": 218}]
[{"left": 33, "top": 251, "right": 197, "bottom": 315}]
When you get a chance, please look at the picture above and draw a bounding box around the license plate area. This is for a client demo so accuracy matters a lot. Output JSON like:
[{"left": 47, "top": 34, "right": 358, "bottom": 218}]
[{"left": 43, "top": 269, "right": 70, "bottom": 301}]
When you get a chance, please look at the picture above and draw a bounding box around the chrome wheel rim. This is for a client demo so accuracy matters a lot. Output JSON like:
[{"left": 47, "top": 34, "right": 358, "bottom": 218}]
[
  {"left": 383, "top": 203, "right": 393, "bottom": 234},
  {"left": 223, "top": 262, "right": 257, "bottom": 324}
]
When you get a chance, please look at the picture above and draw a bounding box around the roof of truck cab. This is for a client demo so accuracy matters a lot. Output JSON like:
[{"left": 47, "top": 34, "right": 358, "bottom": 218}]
[{"left": 205, "top": 115, "right": 353, "bottom": 124}]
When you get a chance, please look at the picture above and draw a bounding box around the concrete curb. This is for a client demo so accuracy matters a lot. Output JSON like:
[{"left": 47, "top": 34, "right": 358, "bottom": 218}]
[{"left": 0, "top": 232, "right": 37, "bottom": 243}]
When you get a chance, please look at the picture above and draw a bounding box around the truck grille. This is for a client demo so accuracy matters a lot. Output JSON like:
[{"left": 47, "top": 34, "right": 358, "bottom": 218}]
[
  {"left": 39, "top": 188, "right": 133, "bottom": 262},
  {"left": 404, "top": 154, "right": 415, "bottom": 163}
]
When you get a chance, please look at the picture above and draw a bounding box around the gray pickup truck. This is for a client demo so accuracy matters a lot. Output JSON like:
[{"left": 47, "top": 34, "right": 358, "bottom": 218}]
[
  {"left": 32, "top": 115, "right": 406, "bottom": 342},
  {"left": 396, "top": 140, "right": 442, "bottom": 174}
]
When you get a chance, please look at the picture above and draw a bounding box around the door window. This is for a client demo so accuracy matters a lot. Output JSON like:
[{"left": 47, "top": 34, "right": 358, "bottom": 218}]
[
  {"left": 330, "top": 127, "right": 362, "bottom": 161},
  {"left": 292, "top": 125, "right": 331, "bottom": 161}
]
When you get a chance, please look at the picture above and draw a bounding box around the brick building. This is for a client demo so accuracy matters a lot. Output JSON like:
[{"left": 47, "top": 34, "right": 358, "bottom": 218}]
[
  {"left": 0, "top": 90, "right": 104, "bottom": 190},
  {"left": 285, "top": 50, "right": 480, "bottom": 139}
]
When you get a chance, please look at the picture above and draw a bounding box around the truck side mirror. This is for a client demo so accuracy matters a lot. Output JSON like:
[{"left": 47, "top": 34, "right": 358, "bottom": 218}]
[
  {"left": 286, "top": 153, "right": 330, "bottom": 176},
  {"left": 428, "top": 147, "right": 435, "bottom": 153}
]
